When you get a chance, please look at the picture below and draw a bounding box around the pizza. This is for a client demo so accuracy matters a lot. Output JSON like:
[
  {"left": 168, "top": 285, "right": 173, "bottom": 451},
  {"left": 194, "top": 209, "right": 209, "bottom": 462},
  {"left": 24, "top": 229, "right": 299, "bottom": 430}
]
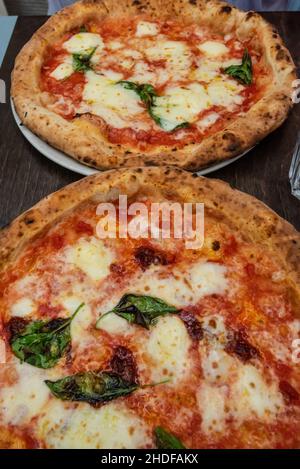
[
  {"left": 0, "top": 167, "right": 300, "bottom": 449},
  {"left": 11, "top": 0, "right": 296, "bottom": 171}
]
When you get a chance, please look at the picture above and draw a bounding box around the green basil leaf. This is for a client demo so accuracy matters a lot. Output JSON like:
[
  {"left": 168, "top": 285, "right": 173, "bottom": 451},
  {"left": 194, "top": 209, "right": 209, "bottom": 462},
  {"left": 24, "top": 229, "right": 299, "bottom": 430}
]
[
  {"left": 118, "top": 81, "right": 157, "bottom": 107},
  {"left": 10, "top": 303, "right": 84, "bottom": 369},
  {"left": 96, "top": 294, "right": 178, "bottom": 330},
  {"left": 80, "top": 26, "right": 87, "bottom": 33},
  {"left": 72, "top": 47, "right": 97, "bottom": 72},
  {"left": 118, "top": 81, "right": 189, "bottom": 131},
  {"left": 224, "top": 49, "right": 253, "bottom": 85},
  {"left": 45, "top": 371, "right": 138, "bottom": 405},
  {"left": 117, "top": 80, "right": 140, "bottom": 93},
  {"left": 154, "top": 426, "right": 186, "bottom": 449}
]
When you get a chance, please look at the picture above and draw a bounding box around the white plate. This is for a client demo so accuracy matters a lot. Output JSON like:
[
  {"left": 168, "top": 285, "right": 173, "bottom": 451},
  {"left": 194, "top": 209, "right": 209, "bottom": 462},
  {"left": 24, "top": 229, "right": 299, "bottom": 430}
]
[{"left": 12, "top": 99, "right": 251, "bottom": 176}]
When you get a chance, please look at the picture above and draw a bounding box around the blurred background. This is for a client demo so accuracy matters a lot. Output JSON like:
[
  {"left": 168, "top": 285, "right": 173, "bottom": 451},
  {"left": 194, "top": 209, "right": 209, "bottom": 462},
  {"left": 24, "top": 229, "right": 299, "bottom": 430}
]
[
  {"left": 0, "top": 1, "right": 46, "bottom": 15},
  {"left": 0, "top": 0, "right": 300, "bottom": 15}
]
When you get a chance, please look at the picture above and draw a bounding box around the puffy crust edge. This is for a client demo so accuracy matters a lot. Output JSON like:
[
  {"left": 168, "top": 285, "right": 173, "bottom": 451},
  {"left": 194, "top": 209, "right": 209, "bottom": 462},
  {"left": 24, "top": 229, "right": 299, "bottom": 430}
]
[
  {"left": 0, "top": 167, "right": 300, "bottom": 308},
  {"left": 11, "top": 0, "right": 297, "bottom": 171}
]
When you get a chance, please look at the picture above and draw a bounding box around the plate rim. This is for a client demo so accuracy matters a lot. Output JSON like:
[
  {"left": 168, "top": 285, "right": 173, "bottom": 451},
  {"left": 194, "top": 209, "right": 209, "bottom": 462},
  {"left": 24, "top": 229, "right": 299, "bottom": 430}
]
[{"left": 11, "top": 98, "right": 252, "bottom": 177}]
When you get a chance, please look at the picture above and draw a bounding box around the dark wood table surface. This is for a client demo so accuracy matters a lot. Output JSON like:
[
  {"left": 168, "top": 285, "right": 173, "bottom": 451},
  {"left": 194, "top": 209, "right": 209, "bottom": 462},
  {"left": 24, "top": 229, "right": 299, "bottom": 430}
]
[{"left": 0, "top": 13, "right": 299, "bottom": 230}]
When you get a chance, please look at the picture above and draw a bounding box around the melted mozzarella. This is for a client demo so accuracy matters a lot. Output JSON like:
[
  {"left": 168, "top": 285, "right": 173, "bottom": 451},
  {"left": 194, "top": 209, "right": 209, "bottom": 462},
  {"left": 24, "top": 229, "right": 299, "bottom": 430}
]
[
  {"left": 201, "top": 347, "right": 237, "bottom": 384},
  {"left": 201, "top": 314, "right": 228, "bottom": 338},
  {"left": 61, "top": 296, "right": 93, "bottom": 345},
  {"left": 136, "top": 21, "right": 159, "bottom": 37},
  {"left": 97, "top": 312, "right": 134, "bottom": 335},
  {"left": 130, "top": 61, "right": 156, "bottom": 84},
  {"left": 145, "top": 40, "right": 191, "bottom": 77},
  {"left": 11, "top": 297, "right": 35, "bottom": 318},
  {"left": 197, "top": 384, "right": 227, "bottom": 434},
  {"left": 90, "top": 47, "right": 104, "bottom": 66},
  {"left": 132, "top": 261, "right": 228, "bottom": 308},
  {"left": 107, "top": 40, "right": 123, "bottom": 51},
  {"left": 146, "top": 316, "right": 191, "bottom": 383},
  {"left": 0, "top": 362, "right": 50, "bottom": 425},
  {"left": 63, "top": 33, "right": 104, "bottom": 54},
  {"left": 122, "top": 49, "right": 143, "bottom": 59},
  {"left": 65, "top": 236, "right": 114, "bottom": 282},
  {"left": 37, "top": 401, "right": 151, "bottom": 449},
  {"left": 196, "top": 112, "right": 220, "bottom": 130},
  {"left": 198, "top": 41, "right": 229, "bottom": 57},
  {"left": 198, "top": 323, "right": 285, "bottom": 434},
  {"left": 99, "top": 69, "right": 124, "bottom": 81},
  {"left": 80, "top": 70, "right": 143, "bottom": 128},
  {"left": 193, "top": 59, "right": 221, "bottom": 82},
  {"left": 231, "top": 365, "right": 284, "bottom": 421},
  {"left": 154, "top": 83, "right": 211, "bottom": 130},
  {"left": 50, "top": 56, "right": 73, "bottom": 80}
]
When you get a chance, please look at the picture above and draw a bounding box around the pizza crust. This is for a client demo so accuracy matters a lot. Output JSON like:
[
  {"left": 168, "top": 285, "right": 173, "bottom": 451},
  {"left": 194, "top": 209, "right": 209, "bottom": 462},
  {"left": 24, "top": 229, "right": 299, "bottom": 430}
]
[
  {"left": 1, "top": 167, "right": 300, "bottom": 311},
  {"left": 11, "top": 0, "right": 296, "bottom": 171}
]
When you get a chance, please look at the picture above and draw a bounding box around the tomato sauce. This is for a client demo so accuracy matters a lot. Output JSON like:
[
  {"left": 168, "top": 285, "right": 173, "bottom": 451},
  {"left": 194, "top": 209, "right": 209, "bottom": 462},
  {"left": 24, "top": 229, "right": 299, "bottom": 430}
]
[
  {"left": 1, "top": 200, "right": 299, "bottom": 448},
  {"left": 39, "top": 16, "right": 269, "bottom": 149}
]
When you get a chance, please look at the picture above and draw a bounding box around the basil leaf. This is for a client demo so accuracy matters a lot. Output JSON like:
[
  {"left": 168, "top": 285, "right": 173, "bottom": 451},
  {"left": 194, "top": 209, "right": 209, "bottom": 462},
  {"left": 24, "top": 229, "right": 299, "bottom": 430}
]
[
  {"left": 80, "top": 26, "right": 87, "bottom": 33},
  {"left": 10, "top": 303, "right": 84, "bottom": 369},
  {"left": 154, "top": 427, "right": 186, "bottom": 449},
  {"left": 118, "top": 81, "right": 157, "bottom": 107},
  {"left": 118, "top": 81, "right": 189, "bottom": 131},
  {"left": 45, "top": 371, "right": 168, "bottom": 405},
  {"left": 96, "top": 294, "right": 178, "bottom": 330},
  {"left": 148, "top": 98, "right": 189, "bottom": 132},
  {"left": 72, "top": 47, "right": 97, "bottom": 72},
  {"left": 224, "top": 49, "right": 253, "bottom": 85},
  {"left": 45, "top": 371, "right": 138, "bottom": 405}
]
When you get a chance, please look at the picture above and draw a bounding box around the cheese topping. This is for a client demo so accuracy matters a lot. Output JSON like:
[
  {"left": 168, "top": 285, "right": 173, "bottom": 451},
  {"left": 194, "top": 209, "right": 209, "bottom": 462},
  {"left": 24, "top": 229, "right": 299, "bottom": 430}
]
[
  {"left": 145, "top": 40, "right": 191, "bottom": 76},
  {"left": 146, "top": 316, "right": 192, "bottom": 383},
  {"left": 37, "top": 401, "right": 151, "bottom": 449},
  {"left": 154, "top": 83, "right": 211, "bottom": 130},
  {"left": 81, "top": 70, "right": 144, "bottom": 128},
  {"left": 0, "top": 361, "right": 50, "bottom": 425},
  {"left": 2, "top": 202, "right": 299, "bottom": 449},
  {"left": 198, "top": 40, "right": 229, "bottom": 57},
  {"left": 50, "top": 56, "right": 74, "bottom": 80},
  {"left": 136, "top": 21, "right": 159, "bottom": 37},
  {"left": 11, "top": 297, "right": 35, "bottom": 318},
  {"left": 196, "top": 112, "right": 220, "bottom": 130},
  {"left": 132, "top": 261, "right": 228, "bottom": 308},
  {"left": 63, "top": 32, "right": 104, "bottom": 54},
  {"left": 207, "top": 78, "right": 245, "bottom": 109},
  {"left": 65, "top": 236, "right": 114, "bottom": 282},
  {"left": 41, "top": 18, "right": 260, "bottom": 144}
]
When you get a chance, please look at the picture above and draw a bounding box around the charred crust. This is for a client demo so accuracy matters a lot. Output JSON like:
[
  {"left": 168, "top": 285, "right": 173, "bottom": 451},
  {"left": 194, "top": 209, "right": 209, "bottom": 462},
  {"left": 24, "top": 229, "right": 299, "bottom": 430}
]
[
  {"left": 245, "top": 11, "right": 257, "bottom": 21},
  {"left": 23, "top": 217, "right": 35, "bottom": 225},
  {"left": 220, "top": 5, "right": 232, "bottom": 13},
  {"left": 188, "top": 0, "right": 197, "bottom": 5},
  {"left": 276, "top": 48, "right": 290, "bottom": 61},
  {"left": 222, "top": 132, "right": 241, "bottom": 152}
]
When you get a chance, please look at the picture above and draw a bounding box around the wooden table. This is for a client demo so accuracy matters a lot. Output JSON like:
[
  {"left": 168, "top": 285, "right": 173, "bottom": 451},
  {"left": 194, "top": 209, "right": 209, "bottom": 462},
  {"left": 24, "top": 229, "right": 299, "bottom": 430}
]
[{"left": 0, "top": 14, "right": 299, "bottom": 230}]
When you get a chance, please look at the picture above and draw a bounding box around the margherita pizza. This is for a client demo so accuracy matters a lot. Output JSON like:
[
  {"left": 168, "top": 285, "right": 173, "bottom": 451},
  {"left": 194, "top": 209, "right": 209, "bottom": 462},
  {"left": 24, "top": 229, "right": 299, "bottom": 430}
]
[
  {"left": 0, "top": 167, "right": 300, "bottom": 448},
  {"left": 11, "top": 0, "right": 296, "bottom": 171}
]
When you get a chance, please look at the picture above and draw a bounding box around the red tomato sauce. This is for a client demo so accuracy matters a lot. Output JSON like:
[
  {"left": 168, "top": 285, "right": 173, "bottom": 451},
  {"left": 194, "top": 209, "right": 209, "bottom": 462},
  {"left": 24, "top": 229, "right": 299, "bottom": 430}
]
[{"left": 40, "top": 17, "right": 268, "bottom": 148}]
